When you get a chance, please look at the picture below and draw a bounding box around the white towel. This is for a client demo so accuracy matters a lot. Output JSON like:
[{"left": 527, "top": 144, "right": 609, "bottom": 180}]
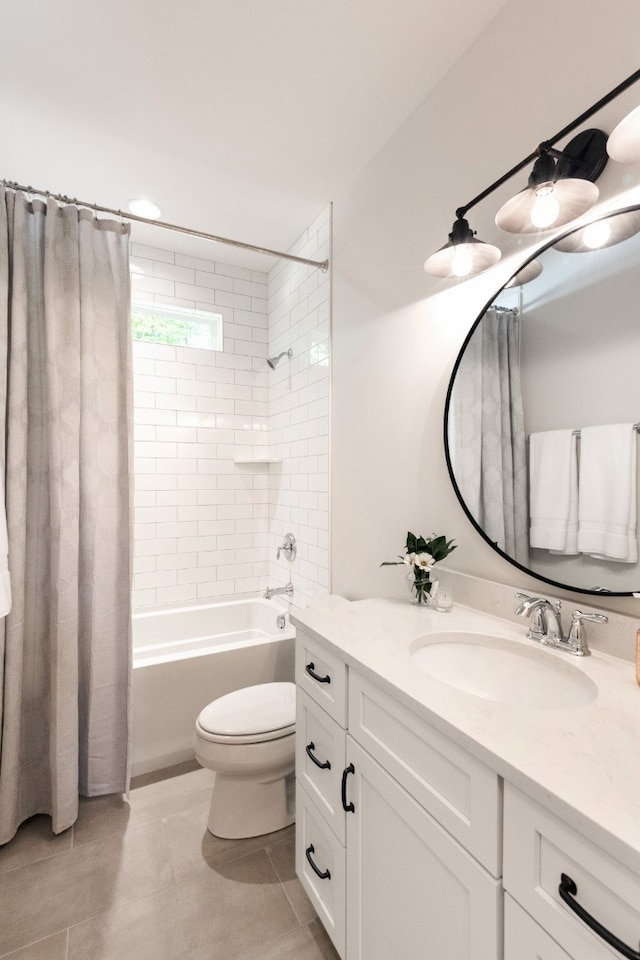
[
  {"left": 0, "top": 470, "right": 11, "bottom": 617},
  {"left": 577, "top": 423, "right": 637, "bottom": 563},
  {"left": 529, "top": 429, "right": 578, "bottom": 553}
]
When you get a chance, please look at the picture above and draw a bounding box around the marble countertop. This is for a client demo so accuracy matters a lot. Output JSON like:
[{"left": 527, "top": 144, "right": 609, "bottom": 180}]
[{"left": 291, "top": 596, "right": 640, "bottom": 874}]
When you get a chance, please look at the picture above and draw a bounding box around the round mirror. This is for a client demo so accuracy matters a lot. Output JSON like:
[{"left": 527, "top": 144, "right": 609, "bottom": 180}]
[{"left": 445, "top": 205, "right": 640, "bottom": 595}]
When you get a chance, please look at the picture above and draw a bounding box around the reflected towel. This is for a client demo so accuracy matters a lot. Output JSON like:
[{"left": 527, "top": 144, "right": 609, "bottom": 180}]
[
  {"left": 529, "top": 429, "right": 578, "bottom": 553},
  {"left": 0, "top": 470, "right": 11, "bottom": 617},
  {"left": 577, "top": 423, "right": 637, "bottom": 563}
]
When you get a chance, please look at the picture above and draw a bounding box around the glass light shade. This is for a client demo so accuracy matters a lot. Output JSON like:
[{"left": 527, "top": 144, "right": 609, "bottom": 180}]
[
  {"left": 504, "top": 259, "right": 543, "bottom": 287},
  {"left": 495, "top": 178, "right": 599, "bottom": 234},
  {"left": 424, "top": 238, "right": 501, "bottom": 278},
  {"left": 553, "top": 209, "right": 640, "bottom": 253},
  {"left": 607, "top": 104, "right": 640, "bottom": 163},
  {"left": 127, "top": 198, "right": 163, "bottom": 219}
]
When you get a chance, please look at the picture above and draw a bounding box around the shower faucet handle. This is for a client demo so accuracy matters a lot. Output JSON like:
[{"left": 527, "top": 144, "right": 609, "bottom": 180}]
[{"left": 277, "top": 533, "right": 297, "bottom": 561}]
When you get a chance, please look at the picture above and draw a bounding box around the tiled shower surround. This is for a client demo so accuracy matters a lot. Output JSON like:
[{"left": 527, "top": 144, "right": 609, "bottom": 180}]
[{"left": 131, "top": 208, "right": 330, "bottom": 610}]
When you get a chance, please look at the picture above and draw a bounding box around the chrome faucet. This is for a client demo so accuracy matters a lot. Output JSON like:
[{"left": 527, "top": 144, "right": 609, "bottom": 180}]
[
  {"left": 264, "top": 582, "right": 294, "bottom": 600},
  {"left": 514, "top": 592, "right": 607, "bottom": 656}
]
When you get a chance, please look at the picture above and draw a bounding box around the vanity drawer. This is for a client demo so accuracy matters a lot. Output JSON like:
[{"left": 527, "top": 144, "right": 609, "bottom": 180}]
[
  {"left": 348, "top": 669, "right": 502, "bottom": 876},
  {"left": 505, "top": 895, "right": 573, "bottom": 960},
  {"left": 504, "top": 783, "right": 640, "bottom": 960},
  {"left": 296, "top": 628, "right": 348, "bottom": 727},
  {"left": 296, "top": 689, "right": 347, "bottom": 842},
  {"left": 296, "top": 782, "right": 346, "bottom": 959}
]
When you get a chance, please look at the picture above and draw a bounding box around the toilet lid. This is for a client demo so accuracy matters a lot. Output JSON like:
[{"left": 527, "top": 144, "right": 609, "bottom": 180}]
[{"left": 197, "top": 682, "right": 296, "bottom": 738}]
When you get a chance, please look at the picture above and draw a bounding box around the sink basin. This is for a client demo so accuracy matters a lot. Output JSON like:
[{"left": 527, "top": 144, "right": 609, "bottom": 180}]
[{"left": 410, "top": 632, "right": 598, "bottom": 709}]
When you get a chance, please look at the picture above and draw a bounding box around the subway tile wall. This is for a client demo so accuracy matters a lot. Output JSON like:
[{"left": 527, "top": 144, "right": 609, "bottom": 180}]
[
  {"left": 131, "top": 205, "right": 330, "bottom": 610},
  {"left": 131, "top": 247, "right": 271, "bottom": 609},
  {"left": 266, "top": 207, "right": 331, "bottom": 608}
]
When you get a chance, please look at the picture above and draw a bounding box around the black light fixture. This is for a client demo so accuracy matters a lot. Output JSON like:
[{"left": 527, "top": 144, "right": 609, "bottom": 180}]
[
  {"left": 423, "top": 212, "right": 501, "bottom": 278},
  {"left": 424, "top": 67, "right": 640, "bottom": 281},
  {"left": 495, "top": 129, "right": 608, "bottom": 234}
]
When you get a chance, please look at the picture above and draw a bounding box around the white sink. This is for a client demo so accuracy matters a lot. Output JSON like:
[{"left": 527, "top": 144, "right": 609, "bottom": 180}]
[{"left": 410, "top": 632, "right": 598, "bottom": 709}]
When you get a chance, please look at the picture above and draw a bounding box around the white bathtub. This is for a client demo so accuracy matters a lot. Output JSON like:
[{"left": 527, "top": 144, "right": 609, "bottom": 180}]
[{"left": 131, "top": 598, "right": 296, "bottom": 777}]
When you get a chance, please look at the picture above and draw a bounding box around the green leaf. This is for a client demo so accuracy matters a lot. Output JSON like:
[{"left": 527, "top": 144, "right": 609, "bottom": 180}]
[{"left": 406, "top": 532, "right": 417, "bottom": 553}]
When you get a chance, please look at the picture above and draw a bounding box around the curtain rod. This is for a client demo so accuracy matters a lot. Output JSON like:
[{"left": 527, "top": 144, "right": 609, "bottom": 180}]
[{"left": 2, "top": 180, "right": 329, "bottom": 273}]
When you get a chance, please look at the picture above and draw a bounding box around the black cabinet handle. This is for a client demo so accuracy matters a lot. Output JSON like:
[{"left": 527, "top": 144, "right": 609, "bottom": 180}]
[
  {"left": 305, "top": 662, "right": 331, "bottom": 684},
  {"left": 305, "top": 741, "right": 331, "bottom": 770},
  {"left": 341, "top": 763, "right": 355, "bottom": 812},
  {"left": 305, "top": 844, "right": 331, "bottom": 880},
  {"left": 559, "top": 873, "right": 640, "bottom": 960}
]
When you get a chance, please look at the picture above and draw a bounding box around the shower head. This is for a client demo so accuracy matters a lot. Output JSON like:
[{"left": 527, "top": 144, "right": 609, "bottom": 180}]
[{"left": 267, "top": 348, "right": 293, "bottom": 369}]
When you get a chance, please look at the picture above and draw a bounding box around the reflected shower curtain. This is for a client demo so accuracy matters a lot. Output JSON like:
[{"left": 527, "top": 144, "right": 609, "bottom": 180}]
[
  {"left": 0, "top": 188, "right": 133, "bottom": 843},
  {"left": 451, "top": 307, "right": 528, "bottom": 564}
]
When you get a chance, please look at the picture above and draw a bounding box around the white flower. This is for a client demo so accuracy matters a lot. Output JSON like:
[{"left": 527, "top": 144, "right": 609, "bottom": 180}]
[
  {"left": 415, "top": 553, "right": 436, "bottom": 571},
  {"left": 403, "top": 552, "right": 418, "bottom": 566}
]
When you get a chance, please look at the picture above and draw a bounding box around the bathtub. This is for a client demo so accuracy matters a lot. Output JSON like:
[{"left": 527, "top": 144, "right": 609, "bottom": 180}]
[{"left": 131, "top": 598, "right": 296, "bottom": 777}]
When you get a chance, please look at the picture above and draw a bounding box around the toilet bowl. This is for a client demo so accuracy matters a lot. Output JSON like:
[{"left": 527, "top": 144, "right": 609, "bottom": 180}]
[{"left": 194, "top": 681, "right": 296, "bottom": 839}]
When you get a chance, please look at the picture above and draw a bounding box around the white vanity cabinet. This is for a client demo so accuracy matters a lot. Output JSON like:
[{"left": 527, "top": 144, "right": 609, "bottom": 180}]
[
  {"left": 504, "top": 783, "right": 640, "bottom": 960},
  {"left": 295, "top": 627, "right": 502, "bottom": 960}
]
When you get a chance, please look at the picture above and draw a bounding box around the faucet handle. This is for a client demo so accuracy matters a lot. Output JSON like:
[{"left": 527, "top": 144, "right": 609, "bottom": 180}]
[{"left": 567, "top": 609, "right": 608, "bottom": 656}]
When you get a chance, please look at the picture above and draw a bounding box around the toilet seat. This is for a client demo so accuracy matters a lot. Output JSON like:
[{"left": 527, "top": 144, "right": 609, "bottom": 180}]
[{"left": 196, "top": 681, "right": 296, "bottom": 745}]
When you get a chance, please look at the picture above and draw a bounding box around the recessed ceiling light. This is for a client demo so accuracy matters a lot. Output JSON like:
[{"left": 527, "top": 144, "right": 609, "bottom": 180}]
[{"left": 127, "top": 198, "right": 163, "bottom": 219}]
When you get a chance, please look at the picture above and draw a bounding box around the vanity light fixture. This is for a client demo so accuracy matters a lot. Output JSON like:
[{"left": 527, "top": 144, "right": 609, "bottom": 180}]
[
  {"left": 553, "top": 207, "right": 640, "bottom": 253},
  {"left": 504, "top": 259, "right": 543, "bottom": 287},
  {"left": 424, "top": 67, "right": 640, "bottom": 281},
  {"left": 423, "top": 213, "right": 501, "bottom": 279},
  {"left": 607, "top": 103, "right": 640, "bottom": 163},
  {"left": 494, "top": 130, "right": 608, "bottom": 235}
]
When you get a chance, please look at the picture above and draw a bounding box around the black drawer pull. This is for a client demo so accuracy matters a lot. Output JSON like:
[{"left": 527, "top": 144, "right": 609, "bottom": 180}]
[
  {"left": 305, "top": 844, "right": 331, "bottom": 880},
  {"left": 305, "top": 662, "right": 331, "bottom": 684},
  {"left": 559, "top": 873, "right": 640, "bottom": 960},
  {"left": 341, "top": 763, "right": 355, "bottom": 812},
  {"left": 306, "top": 741, "right": 331, "bottom": 770}
]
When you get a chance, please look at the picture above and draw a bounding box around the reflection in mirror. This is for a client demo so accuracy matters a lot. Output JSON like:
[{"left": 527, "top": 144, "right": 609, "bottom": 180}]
[{"left": 446, "top": 207, "right": 640, "bottom": 595}]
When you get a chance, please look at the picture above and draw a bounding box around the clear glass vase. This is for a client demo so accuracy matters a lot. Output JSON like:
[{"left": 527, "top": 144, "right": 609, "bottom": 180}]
[{"left": 407, "top": 574, "right": 438, "bottom": 606}]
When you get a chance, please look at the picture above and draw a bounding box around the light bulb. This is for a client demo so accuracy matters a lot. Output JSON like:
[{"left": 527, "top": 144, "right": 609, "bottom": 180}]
[
  {"left": 451, "top": 244, "right": 474, "bottom": 278},
  {"left": 530, "top": 184, "right": 560, "bottom": 229},
  {"left": 127, "top": 198, "right": 163, "bottom": 219},
  {"left": 582, "top": 220, "right": 612, "bottom": 249}
]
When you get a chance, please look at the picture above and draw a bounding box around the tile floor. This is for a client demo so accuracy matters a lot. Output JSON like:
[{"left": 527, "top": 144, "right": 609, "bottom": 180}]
[{"left": 0, "top": 761, "right": 340, "bottom": 960}]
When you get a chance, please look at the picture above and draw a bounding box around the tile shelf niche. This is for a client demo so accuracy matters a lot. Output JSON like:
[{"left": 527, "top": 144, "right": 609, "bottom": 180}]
[{"left": 233, "top": 457, "right": 283, "bottom": 464}]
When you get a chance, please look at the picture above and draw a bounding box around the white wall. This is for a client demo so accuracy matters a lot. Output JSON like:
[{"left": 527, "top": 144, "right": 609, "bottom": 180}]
[{"left": 331, "top": 0, "right": 640, "bottom": 620}]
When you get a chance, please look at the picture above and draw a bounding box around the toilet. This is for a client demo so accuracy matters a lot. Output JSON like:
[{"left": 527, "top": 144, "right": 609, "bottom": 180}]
[{"left": 194, "top": 681, "right": 296, "bottom": 839}]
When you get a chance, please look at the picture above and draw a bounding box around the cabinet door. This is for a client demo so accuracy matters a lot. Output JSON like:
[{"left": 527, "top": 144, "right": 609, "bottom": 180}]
[
  {"left": 345, "top": 737, "right": 502, "bottom": 960},
  {"left": 296, "top": 782, "right": 347, "bottom": 960},
  {"left": 505, "top": 895, "right": 574, "bottom": 960},
  {"left": 296, "top": 689, "right": 347, "bottom": 842}
]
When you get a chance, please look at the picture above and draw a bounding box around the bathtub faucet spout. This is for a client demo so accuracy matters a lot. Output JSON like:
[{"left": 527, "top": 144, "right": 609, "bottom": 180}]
[{"left": 264, "top": 582, "right": 294, "bottom": 600}]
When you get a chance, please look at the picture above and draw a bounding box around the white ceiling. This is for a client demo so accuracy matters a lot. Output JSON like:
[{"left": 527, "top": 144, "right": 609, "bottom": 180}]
[{"left": 1, "top": 0, "right": 511, "bottom": 270}]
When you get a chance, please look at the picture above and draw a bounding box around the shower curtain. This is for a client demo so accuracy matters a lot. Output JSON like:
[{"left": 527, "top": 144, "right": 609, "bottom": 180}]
[
  {"left": 0, "top": 188, "right": 133, "bottom": 843},
  {"left": 451, "top": 306, "right": 528, "bottom": 564}
]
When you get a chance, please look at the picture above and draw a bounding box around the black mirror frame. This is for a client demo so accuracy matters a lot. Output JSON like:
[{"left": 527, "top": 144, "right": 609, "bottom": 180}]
[{"left": 443, "top": 204, "right": 640, "bottom": 598}]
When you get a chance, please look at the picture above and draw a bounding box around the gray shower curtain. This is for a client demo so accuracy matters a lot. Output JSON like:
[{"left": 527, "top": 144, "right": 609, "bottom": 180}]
[
  {"left": 450, "top": 306, "right": 528, "bottom": 564},
  {"left": 0, "top": 188, "right": 133, "bottom": 843}
]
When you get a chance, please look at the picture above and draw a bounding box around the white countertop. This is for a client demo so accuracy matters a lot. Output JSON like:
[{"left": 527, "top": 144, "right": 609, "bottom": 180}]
[{"left": 291, "top": 596, "right": 640, "bottom": 874}]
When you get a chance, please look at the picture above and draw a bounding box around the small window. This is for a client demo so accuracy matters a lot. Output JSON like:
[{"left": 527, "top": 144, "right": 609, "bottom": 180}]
[{"left": 131, "top": 303, "right": 223, "bottom": 350}]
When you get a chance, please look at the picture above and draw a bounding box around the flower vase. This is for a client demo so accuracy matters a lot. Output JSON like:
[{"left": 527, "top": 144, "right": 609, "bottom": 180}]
[{"left": 408, "top": 575, "right": 438, "bottom": 606}]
